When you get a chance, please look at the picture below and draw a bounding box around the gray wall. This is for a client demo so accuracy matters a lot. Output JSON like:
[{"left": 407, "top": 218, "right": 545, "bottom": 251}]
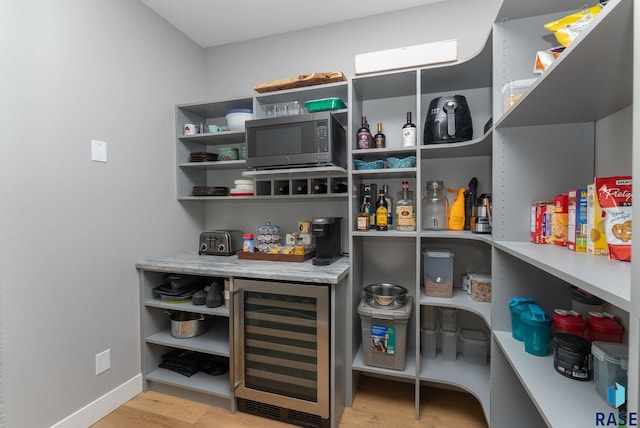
[
  {"left": 0, "top": 0, "right": 501, "bottom": 426},
  {"left": 0, "top": 1, "right": 206, "bottom": 427},
  {"left": 203, "top": 0, "right": 501, "bottom": 99}
]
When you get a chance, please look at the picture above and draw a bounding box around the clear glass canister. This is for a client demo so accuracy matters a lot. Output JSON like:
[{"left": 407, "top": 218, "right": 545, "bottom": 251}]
[{"left": 422, "top": 180, "right": 449, "bottom": 230}]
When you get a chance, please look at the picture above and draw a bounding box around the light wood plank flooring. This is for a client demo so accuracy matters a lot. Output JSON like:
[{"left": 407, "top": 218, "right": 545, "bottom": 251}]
[{"left": 92, "top": 376, "right": 488, "bottom": 428}]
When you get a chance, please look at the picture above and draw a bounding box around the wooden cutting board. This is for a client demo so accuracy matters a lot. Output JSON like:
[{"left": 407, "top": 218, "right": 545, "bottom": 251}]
[{"left": 253, "top": 72, "right": 346, "bottom": 93}]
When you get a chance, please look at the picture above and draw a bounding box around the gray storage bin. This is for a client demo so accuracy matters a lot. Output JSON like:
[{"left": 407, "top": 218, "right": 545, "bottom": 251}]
[{"left": 358, "top": 296, "right": 412, "bottom": 370}]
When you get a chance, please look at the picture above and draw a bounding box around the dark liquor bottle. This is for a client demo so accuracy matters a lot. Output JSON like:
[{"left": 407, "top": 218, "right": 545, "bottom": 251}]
[
  {"left": 402, "top": 112, "right": 417, "bottom": 147},
  {"left": 375, "top": 190, "right": 389, "bottom": 231},
  {"left": 374, "top": 122, "right": 386, "bottom": 148},
  {"left": 357, "top": 116, "right": 373, "bottom": 149}
]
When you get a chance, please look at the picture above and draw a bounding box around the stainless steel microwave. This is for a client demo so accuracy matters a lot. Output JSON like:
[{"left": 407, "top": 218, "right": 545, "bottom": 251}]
[{"left": 245, "top": 111, "right": 346, "bottom": 169}]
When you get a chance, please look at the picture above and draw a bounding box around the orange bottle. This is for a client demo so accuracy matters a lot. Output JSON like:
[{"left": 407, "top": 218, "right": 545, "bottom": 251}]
[{"left": 448, "top": 188, "right": 466, "bottom": 231}]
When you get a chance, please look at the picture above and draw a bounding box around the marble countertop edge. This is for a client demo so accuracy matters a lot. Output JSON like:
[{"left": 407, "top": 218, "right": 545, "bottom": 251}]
[{"left": 136, "top": 251, "right": 349, "bottom": 284}]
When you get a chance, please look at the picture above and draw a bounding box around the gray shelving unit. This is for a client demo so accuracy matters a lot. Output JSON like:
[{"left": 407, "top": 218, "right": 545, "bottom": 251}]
[
  {"left": 347, "top": 37, "right": 494, "bottom": 424},
  {"left": 163, "top": 3, "right": 640, "bottom": 423},
  {"left": 176, "top": 86, "right": 351, "bottom": 201},
  {"left": 491, "top": 0, "right": 637, "bottom": 426},
  {"left": 139, "top": 270, "right": 233, "bottom": 408}
]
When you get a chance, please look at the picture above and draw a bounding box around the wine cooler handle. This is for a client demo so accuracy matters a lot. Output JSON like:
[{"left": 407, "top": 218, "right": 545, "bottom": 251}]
[{"left": 232, "top": 287, "right": 243, "bottom": 390}]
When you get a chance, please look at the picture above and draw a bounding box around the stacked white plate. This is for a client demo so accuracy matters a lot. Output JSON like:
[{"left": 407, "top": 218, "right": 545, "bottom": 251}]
[{"left": 229, "top": 179, "right": 254, "bottom": 196}]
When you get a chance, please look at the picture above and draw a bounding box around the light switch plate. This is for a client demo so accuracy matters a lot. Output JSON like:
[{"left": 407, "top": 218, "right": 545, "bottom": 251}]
[{"left": 91, "top": 139, "right": 107, "bottom": 163}]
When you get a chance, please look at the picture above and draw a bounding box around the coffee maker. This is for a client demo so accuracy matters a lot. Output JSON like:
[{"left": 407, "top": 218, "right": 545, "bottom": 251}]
[
  {"left": 471, "top": 194, "right": 492, "bottom": 234},
  {"left": 312, "top": 217, "right": 342, "bottom": 265}
]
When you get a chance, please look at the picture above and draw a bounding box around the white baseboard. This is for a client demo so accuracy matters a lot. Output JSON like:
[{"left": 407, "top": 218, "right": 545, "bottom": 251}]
[{"left": 51, "top": 375, "right": 143, "bottom": 428}]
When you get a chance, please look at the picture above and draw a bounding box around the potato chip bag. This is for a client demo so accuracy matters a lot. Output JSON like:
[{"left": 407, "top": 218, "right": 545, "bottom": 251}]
[{"left": 544, "top": 5, "right": 603, "bottom": 47}]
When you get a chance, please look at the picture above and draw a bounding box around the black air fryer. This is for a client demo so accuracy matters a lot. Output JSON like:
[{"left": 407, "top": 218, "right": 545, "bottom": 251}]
[{"left": 424, "top": 95, "right": 473, "bottom": 144}]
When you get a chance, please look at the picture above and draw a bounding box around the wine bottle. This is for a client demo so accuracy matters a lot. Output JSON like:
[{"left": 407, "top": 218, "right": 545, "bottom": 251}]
[
  {"left": 375, "top": 190, "right": 389, "bottom": 231},
  {"left": 295, "top": 183, "right": 308, "bottom": 194},
  {"left": 402, "top": 112, "right": 417, "bottom": 147},
  {"left": 357, "top": 116, "right": 373, "bottom": 149},
  {"left": 332, "top": 182, "right": 348, "bottom": 193},
  {"left": 313, "top": 183, "right": 328, "bottom": 194},
  {"left": 374, "top": 122, "right": 386, "bottom": 148},
  {"left": 277, "top": 184, "right": 290, "bottom": 194}
]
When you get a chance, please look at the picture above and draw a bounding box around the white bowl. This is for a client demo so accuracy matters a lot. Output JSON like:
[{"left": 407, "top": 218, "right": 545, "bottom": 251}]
[
  {"left": 226, "top": 110, "right": 253, "bottom": 131},
  {"left": 235, "top": 184, "right": 255, "bottom": 191},
  {"left": 234, "top": 179, "right": 254, "bottom": 186}
]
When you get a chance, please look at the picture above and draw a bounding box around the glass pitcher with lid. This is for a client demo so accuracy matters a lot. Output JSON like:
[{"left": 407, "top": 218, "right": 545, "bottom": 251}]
[{"left": 422, "top": 180, "right": 449, "bottom": 230}]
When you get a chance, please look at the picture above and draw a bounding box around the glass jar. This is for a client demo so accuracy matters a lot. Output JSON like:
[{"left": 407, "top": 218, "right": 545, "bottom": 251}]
[{"left": 422, "top": 180, "right": 449, "bottom": 230}]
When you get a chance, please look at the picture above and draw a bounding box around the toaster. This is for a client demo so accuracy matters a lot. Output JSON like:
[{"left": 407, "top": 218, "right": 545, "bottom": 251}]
[{"left": 199, "top": 230, "right": 243, "bottom": 256}]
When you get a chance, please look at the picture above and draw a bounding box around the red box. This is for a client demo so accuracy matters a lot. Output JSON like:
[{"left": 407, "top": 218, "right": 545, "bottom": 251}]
[{"left": 531, "top": 201, "right": 552, "bottom": 244}]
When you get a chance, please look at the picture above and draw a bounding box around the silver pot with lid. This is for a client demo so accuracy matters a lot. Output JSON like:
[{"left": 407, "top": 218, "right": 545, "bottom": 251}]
[{"left": 165, "top": 311, "right": 210, "bottom": 338}]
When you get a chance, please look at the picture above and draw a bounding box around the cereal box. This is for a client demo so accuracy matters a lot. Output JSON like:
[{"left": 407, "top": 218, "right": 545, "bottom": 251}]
[
  {"left": 552, "top": 194, "right": 568, "bottom": 246},
  {"left": 531, "top": 201, "right": 552, "bottom": 244},
  {"left": 567, "top": 189, "right": 587, "bottom": 252},
  {"left": 586, "top": 183, "right": 609, "bottom": 256}
]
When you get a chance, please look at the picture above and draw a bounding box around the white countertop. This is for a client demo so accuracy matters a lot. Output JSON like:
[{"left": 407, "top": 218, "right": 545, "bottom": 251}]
[{"left": 136, "top": 251, "right": 349, "bottom": 284}]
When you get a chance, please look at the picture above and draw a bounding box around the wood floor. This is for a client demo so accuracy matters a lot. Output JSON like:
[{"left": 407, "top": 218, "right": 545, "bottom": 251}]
[{"left": 92, "top": 376, "right": 488, "bottom": 428}]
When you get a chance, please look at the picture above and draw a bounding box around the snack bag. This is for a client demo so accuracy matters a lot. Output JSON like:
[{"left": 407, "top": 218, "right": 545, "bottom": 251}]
[
  {"left": 544, "top": 5, "right": 603, "bottom": 47},
  {"left": 587, "top": 183, "right": 609, "bottom": 256},
  {"left": 595, "top": 176, "right": 632, "bottom": 261},
  {"left": 534, "top": 47, "right": 565, "bottom": 74}
]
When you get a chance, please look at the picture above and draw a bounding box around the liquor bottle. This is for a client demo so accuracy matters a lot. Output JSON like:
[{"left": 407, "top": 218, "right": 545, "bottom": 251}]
[
  {"left": 356, "top": 203, "right": 370, "bottom": 231},
  {"left": 402, "top": 112, "right": 417, "bottom": 147},
  {"left": 357, "top": 116, "right": 373, "bottom": 149},
  {"left": 383, "top": 184, "right": 393, "bottom": 229},
  {"left": 396, "top": 181, "right": 416, "bottom": 231},
  {"left": 374, "top": 122, "right": 386, "bottom": 148},
  {"left": 375, "top": 190, "right": 389, "bottom": 231},
  {"left": 368, "top": 198, "right": 376, "bottom": 229}
]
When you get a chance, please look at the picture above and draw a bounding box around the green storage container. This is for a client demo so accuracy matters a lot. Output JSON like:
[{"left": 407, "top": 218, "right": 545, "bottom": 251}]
[{"left": 304, "top": 97, "right": 347, "bottom": 112}]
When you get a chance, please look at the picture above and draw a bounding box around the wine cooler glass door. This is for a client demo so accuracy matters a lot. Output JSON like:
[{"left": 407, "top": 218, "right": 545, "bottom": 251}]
[{"left": 233, "top": 279, "right": 329, "bottom": 418}]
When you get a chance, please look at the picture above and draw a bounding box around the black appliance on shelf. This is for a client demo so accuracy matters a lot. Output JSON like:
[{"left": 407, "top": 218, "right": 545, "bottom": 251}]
[
  {"left": 311, "top": 217, "right": 342, "bottom": 266},
  {"left": 424, "top": 95, "right": 473, "bottom": 144}
]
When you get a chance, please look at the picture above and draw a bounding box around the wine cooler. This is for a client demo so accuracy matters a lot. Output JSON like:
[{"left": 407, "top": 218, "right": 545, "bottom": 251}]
[{"left": 233, "top": 278, "right": 330, "bottom": 428}]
